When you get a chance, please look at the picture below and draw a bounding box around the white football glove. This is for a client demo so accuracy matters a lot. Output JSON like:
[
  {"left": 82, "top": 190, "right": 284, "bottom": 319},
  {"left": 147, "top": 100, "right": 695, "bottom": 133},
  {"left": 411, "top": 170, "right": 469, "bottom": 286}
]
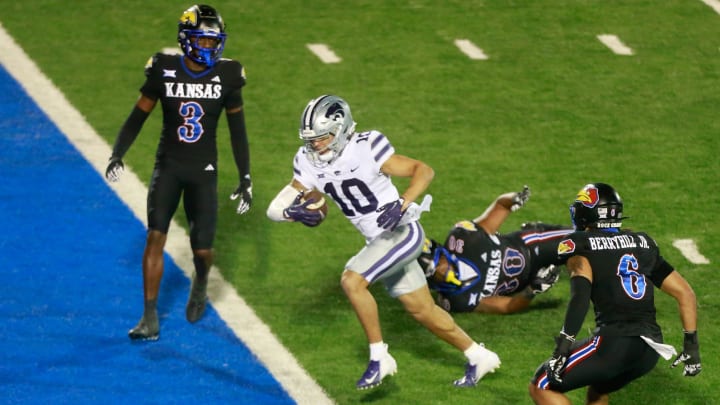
[
  {"left": 510, "top": 185, "right": 531, "bottom": 212},
  {"left": 105, "top": 157, "right": 124, "bottom": 183},
  {"left": 529, "top": 265, "right": 561, "bottom": 295},
  {"left": 230, "top": 174, "right": 252, "bottom": 215}
]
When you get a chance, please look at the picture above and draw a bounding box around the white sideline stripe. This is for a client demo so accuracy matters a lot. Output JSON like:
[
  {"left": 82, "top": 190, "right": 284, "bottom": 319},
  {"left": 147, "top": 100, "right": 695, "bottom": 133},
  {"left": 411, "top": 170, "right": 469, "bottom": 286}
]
[
  {"left": 454, "top": 39, "right": 488, "bottom": 60},
  {"left": 597, "top": 34, "right": 634, "bottom": 56},
  {"left": 306, "top": 43, "right": 342, "bottom": 63},
  {"left": 701, "top": 0, "right": 720, "bottom": 15},
  {"left": 0, "top": 22, "right": 333, "bottom": 405},
  {"left": 672, "top": 239, "right": 710, "bottom": 265}
]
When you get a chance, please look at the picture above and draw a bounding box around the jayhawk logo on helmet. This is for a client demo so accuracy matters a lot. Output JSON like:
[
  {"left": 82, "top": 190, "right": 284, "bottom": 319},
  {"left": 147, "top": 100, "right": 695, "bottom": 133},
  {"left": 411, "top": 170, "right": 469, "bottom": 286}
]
[
  {"left": 575, "top": 185, "right": 600, "bottom": 208},
  {"left": 179, "top": 9, "right": 198, "bottom": 26},
  {"left": 421, "top": 237, "right": 435, "bottom": 255}
]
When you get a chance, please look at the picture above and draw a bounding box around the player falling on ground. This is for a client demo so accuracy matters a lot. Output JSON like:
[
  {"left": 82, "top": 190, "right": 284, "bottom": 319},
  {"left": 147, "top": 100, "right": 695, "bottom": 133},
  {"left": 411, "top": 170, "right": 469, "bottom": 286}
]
[{"left": 419, "top": 187, "right": 574, "bottom": 314}]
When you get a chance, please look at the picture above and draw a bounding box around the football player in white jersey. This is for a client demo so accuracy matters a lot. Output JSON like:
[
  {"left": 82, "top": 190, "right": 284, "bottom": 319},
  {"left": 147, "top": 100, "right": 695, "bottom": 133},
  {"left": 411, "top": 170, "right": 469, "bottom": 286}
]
[{"left": 267, "top": 95, "right": 501, "bottom": 389}]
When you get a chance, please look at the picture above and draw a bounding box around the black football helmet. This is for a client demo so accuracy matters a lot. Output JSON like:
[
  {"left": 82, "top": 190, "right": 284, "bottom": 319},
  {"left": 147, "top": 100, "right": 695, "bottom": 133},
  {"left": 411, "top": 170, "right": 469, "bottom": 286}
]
[
  {"left": 177, "top": 4, "right": 226, "bottom": 67},
  {"left": 417, "top": 238, "right": 440, "bottom": 277},
  {"left": 417, "top": 238, "right": 468, "bottom": 293},
  {"left": 570, "top": 183, "right": 626, "bottom": 230}
]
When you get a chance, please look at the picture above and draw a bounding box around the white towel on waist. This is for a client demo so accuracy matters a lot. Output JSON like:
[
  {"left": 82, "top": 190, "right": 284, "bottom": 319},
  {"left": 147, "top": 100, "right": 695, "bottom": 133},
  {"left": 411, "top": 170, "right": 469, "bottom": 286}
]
[
  {"left": 399, "top": 194, "right": 433, "bottom": 226},
  {"left": 640, "top": 336, "right": 677, "bottom": 360}
]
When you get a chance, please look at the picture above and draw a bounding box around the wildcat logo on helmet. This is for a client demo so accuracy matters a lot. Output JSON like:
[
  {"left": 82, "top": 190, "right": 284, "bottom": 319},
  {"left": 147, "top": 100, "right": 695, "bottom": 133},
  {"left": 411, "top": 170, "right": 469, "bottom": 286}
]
[
  {"left": 558, "top": 239, "right": 576, "bottom": 254},
  {"left": 326, "top": 102, "right": 346, "bottom": 120},
  {"left": 575, "top": 185, "right": 600, "bottom": 208}
]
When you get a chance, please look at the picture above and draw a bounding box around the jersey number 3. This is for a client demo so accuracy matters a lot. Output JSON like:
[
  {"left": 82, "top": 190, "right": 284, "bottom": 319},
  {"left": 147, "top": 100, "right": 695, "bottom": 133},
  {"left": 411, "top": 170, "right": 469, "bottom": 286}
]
[{"left": 177, "top": 101, "right": 205, "bottom": 143}]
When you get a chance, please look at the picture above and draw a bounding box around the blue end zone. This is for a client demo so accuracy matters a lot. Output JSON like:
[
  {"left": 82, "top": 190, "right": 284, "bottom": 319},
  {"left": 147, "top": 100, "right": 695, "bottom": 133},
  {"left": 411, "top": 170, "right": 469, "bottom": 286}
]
[{"left": 0, "top": 65, "right": 293, "bottom": 404}]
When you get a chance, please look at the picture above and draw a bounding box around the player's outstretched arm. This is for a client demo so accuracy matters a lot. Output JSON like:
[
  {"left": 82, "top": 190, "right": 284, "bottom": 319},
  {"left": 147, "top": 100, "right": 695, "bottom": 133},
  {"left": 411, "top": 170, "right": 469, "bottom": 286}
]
[{"left": 473, "top": 185, "right": 530, "bottom": 235}]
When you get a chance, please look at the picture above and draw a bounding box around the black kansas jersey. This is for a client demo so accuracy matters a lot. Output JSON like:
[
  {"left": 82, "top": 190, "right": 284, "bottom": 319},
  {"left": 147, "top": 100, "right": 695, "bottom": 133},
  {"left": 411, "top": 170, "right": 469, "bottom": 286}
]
[
  {"left": 140, "top": 53, "right": 246, "bottom": 163},
  {"left": 434, "top": 221, "right": 571, "bottom": 312},
  {"left": 557, "top": 229, "right": 674, "bottom": 340}
]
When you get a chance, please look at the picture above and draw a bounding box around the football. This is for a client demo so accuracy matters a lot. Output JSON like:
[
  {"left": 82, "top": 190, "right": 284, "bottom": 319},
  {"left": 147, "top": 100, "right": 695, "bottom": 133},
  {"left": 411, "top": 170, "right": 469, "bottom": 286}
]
[{"left": 302, "top": 189, "right": 328, "bottom": 219}]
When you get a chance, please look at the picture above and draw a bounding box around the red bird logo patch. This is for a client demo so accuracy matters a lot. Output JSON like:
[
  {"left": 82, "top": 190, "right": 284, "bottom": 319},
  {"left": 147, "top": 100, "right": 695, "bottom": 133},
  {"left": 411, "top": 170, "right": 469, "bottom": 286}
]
[
  {"left": 575, "top": 185, "right": 600, "bottom": 208},
  {"left": 558, "top": 239, "right": 576, "bottom": 254}
]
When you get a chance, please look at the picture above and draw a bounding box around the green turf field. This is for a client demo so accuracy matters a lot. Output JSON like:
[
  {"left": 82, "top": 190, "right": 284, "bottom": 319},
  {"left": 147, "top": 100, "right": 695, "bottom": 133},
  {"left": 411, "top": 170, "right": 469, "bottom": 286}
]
[{"left": 3, "top": 1, "right": 717, "bottom": 403}]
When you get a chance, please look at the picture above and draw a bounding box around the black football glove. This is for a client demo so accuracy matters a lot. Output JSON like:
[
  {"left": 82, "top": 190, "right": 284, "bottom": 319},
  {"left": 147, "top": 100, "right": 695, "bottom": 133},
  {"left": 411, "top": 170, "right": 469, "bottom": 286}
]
[
  {"left": 510, "top": 185, "right": 531, "bottom": 212},
  {"left": 284, "top": 192, "right": 323, "bottom": 227},
  {"left": 671, "top": 331, "right": 702, "bottom": 377},
  {"left": 105, "top": 156, "right": 124, "bottom": 182},
  {"left": 529, "top": 265, "right": 561, "bottom": 296},
  {"left": 230, "top": 174, "right": 253, "bottom": 215},
  {"left": 543, "top": 332, "right": 574, "bottom": 385},
  {"left": 376, "top": 199, "right": 405, "bottom": 231}
]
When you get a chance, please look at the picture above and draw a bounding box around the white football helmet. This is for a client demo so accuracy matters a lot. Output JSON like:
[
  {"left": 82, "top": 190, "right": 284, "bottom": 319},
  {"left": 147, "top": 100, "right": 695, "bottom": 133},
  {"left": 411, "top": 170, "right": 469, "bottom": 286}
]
[{"left": 299, "top": 95, "right": 356, "bottom": 167}]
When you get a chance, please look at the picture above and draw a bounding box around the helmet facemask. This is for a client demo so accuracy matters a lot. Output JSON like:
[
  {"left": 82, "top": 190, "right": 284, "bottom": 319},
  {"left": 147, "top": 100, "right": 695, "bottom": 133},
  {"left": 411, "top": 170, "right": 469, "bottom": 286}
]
[
  {"left": 177, "top": 5, "right": 227, "bottom": 67},
  {"left": 418, "top": 240, "right": 464, "bottom": 293},
  {"left": 181, "top": 31, "right": 226, "bottom": 67}
]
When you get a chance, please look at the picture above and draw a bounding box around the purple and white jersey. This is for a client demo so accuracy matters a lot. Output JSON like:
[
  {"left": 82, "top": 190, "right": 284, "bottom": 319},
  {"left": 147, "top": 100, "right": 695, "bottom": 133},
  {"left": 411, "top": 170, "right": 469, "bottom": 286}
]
[{"left": 292, "top": 130, "right": 401, "bottom": 241}]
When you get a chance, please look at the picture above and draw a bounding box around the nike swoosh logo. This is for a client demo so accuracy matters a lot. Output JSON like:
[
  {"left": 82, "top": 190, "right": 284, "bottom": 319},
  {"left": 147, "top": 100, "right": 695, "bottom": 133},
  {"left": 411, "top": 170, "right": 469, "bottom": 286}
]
[
  {"left": 364, "top": 371, "right": 379, "bottom": 383},
  {"left": 350, "top": 166, "right": 359, "bottom": 172}
]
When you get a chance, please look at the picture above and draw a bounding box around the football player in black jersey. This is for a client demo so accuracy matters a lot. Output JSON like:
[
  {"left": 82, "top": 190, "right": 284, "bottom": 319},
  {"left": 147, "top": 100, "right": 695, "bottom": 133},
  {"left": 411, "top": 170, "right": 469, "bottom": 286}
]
[
  {"left": 529, "top": 183, "right": 701, "bottom": 405},
  {"left": 105, "top": 4, "right": 252, "bottom": 341},
  {"left": 418, "top": 186, "right": 574, "bottom": 314}
]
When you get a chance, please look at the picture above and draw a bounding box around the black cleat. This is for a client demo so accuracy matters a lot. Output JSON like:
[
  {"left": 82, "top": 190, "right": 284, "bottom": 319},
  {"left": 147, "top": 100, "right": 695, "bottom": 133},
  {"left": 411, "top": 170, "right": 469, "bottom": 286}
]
[
  {"left": 128, "top": 315, "right": 159, "bottom": 341},
  {"left": 185, "top": 276, "right": 208, "bottom": 323}
]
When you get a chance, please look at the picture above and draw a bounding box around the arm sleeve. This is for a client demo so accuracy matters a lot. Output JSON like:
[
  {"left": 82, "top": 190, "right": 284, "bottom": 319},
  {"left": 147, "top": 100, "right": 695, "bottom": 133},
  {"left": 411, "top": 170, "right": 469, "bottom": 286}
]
[
  {"left": 649, "top": 257, "right": 675, "bottom": 287},
  {"left": 561, "top": 276, "right": 592, "bottom": 337},
  {"left": 267, "top": 185, "right": 301, "bottom": 222},
  {"left": 227, "top": 108, "right": 250, "bottom": 179},
  {"left": 111, "top": 105, "right": 150, "bottom": 159}
]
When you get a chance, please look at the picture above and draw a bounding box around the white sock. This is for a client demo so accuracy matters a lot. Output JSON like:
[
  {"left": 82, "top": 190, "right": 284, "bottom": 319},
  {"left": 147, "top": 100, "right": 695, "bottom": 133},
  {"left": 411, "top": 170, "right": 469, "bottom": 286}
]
[
  {"left": 369, "top": 342, "right": 388, "bottom": 361},
  {"left": 464, "top": 342, "right": 485, "bottom": 365}
]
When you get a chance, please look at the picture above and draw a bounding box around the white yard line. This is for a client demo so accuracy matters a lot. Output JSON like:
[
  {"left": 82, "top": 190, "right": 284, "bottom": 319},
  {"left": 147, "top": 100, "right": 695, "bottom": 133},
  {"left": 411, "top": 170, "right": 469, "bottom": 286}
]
[
  {"left": 454, "top": 39, "right": 489, "bottom": 60},
  {"left": 672, "top": 239, "right": 710, "bottom": 265},
  {"left": 0, "top": 22, "right": 333, "bottom": 405},
  {"left": 306, "top": 43, "right": 342, "bottom": 63},
  {"left": 597, "top": 34, "right": 634, "bottom": 55},
  {"left": 701, "top": 0, "right": 720, "bottom": 15}
]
